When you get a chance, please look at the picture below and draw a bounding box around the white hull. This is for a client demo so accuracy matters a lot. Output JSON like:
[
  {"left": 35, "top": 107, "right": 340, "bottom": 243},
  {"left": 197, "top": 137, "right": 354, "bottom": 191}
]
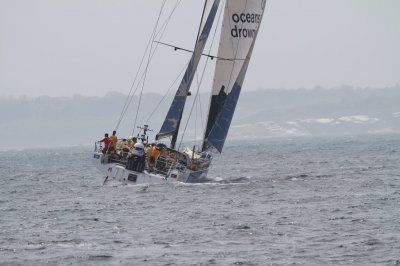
[{"left": 92, "top": 152, "right": 209, "bottom": 185}]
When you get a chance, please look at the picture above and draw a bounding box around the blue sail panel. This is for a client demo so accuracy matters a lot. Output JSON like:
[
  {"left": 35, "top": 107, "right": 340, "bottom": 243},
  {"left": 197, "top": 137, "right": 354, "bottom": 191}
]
[
  {"left": 205, "top": 82, "right": 242, "bottom": 153},
  {"left": 157, "top": 0, "right": 221, "bottom": 140},
  {"left": 157, "top": 95, "right": 186, "bottom": 138}
]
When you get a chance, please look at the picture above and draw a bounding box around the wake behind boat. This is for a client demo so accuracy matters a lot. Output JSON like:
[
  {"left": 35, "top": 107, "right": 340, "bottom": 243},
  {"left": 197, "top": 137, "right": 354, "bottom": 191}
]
[{"left": 93, "top": 0, "right": 266, "bottom": 185}]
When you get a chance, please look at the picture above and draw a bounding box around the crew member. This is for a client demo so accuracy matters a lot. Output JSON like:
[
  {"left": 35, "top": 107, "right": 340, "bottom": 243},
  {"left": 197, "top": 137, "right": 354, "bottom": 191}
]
[
  {"left": 109, "top": 130, "right": 118, "bottom": 152},
  {"left": 99, "top": 133, "right": 111, "bottom": 154},
  {"left": 129, "top": 137, "right": 137, "bottom": 148},
  {"left": 146, "top": 143, "right": 159, "bottom": 169}
]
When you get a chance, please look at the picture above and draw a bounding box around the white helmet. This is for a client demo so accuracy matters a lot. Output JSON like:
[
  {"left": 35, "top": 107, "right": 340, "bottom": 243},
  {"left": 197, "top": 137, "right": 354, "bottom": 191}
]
[{"left": 133, "top": 142, "right": 144, "bottom": 156}]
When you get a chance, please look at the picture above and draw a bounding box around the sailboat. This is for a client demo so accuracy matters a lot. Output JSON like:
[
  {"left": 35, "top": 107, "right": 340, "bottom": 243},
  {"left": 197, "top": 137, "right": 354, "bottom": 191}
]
[{"left": 92, "top": 0, "right": 266, "bottom": 185}]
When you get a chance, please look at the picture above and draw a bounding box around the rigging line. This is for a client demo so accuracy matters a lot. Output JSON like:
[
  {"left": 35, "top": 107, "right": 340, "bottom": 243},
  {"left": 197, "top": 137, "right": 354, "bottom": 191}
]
[
  {"left": 154, "top": 0, "right": 183, "bottom": 40},
  {"left": 177, "top": 85, "right": 202, "bottom": 152},
  {"left": 124, "top": 0, "right": 180, "bottom": 133},
  {"left": 195, "top": 87, "right": 203, "bottom": 146},
  {"left": 194, "top": 72, "right": 202, "bottom": 144},
  {"left": 194, "top": 72, "right": 200, "bottom": 145},
  {"left": 121, "top": 0, "right": 182, "bottom": 131},
  {"left": 115, "top": 0, "right": 167, "bottom": 131},
  {"left": 121, "top": 20, "right": 176, "bottom": 131},
  {"left": 144, "top": 0, "right": 185, "bottom": 122},
  {"left": 177, "top": 0, "right": 224, "bottom": 151},
  {"left": 198, "top": 84, "right": 204, "bottom": 138},
  {"left": 194, "top": 71, "right": 204, "bottom": 146},
  {"left": 118, "top": 0, "right": 180, "bottom": 133},
  {"left": 114, "top": 45, "right": 150, "bottom": 131},
  {"left": 154, "top": 41, "right": 245, "bottom": 61},
  {"left": 195, "top": 91, "right": 197, "bottom": 144},
  {"left": 132, "top": 1, "right": 167, "bottom": 136},
  {"left": 145, "top": 61, "right": 189, "bottom": 123}
]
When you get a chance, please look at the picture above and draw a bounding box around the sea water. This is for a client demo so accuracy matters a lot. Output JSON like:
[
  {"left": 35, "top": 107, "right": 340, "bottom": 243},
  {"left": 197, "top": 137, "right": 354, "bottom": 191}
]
[{"left": 0, "top": 134, "right": 399, "bottom": 265}]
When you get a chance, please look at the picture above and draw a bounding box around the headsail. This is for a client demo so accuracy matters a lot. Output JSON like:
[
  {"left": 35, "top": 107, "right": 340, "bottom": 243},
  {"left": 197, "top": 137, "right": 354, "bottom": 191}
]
[
  {"left": 156, "top": 0, "right": 221, "bottom": 145},
  {"left": 203, "top": 0, "right": 266, "bottom": 152}
]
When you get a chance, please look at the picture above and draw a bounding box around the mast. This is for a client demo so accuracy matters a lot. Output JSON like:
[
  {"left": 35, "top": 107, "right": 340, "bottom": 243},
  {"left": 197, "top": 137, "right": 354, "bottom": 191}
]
[
  {"left": 169, "top": 0, "right": 210, "bottom": 150},
  {"left": 156, "top": 0, "right": 221, "bottom": 149}
]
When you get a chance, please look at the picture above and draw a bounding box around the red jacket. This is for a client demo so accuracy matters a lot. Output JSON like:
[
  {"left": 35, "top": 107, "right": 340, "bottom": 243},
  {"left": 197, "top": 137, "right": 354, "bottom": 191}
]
[{"left": 99, "top": 137, "right": 111, "bottom": 148}]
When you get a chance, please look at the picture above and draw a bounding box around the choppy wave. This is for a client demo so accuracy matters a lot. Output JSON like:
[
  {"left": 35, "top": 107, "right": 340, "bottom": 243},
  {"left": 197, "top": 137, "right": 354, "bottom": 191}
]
[{"left": 0, "top": 135, "right": 399, "bottom": 265}]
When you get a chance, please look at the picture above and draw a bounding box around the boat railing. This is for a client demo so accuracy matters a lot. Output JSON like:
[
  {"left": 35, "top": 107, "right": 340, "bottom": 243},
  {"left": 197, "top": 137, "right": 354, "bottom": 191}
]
[
  {"left": 94, "top": 141, "right": 112, "bottom": 154},
  {"left": 94, "top": 141, "right": 102, "bottom": 152},
  {"left": 94, "top": 142, "right": 209, "bottom": 174}
]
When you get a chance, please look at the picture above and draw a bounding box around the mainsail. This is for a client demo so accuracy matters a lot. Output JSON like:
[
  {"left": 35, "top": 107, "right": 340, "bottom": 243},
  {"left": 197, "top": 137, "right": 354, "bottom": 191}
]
[
  {"left": 203, "top": 0, "right": 266, "bottom": 152},
  {"left": 156, "top": 0, "right": 221, "bottom": 147}
]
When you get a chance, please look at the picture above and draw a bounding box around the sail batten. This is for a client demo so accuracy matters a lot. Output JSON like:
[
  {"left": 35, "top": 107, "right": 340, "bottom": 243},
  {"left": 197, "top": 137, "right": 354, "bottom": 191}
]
[
  {"left": 203, "top": 0, "right": 266, "bottom": 152},
  {"left": 157, "top": 0, "right": 221, "bottom": 144}
]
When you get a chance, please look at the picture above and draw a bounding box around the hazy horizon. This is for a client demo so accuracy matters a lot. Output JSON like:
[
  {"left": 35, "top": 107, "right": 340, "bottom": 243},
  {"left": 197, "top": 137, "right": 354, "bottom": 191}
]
[
  {"left": 1, "top": 84, "right": 399, "bottom": 100},
  {"left": 1, "top": 86, "right": 399, "bottom": 150}
]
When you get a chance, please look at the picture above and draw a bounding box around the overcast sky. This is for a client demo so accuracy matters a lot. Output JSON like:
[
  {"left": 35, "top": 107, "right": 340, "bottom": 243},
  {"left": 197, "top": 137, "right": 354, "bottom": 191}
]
[{"left": 1, "top": 0, "right": 399, "bottom": 97}]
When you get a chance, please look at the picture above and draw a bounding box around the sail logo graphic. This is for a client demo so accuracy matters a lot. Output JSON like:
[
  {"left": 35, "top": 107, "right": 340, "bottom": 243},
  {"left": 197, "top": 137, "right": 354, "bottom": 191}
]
[{"left": 230, "top": 12, "right": 262, "bottom": 38}]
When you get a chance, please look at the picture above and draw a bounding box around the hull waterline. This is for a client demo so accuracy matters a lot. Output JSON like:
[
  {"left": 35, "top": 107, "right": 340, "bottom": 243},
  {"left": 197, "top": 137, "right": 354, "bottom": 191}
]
[{"left": 93, "top": 152, "right": 209, "bottom": 185}]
